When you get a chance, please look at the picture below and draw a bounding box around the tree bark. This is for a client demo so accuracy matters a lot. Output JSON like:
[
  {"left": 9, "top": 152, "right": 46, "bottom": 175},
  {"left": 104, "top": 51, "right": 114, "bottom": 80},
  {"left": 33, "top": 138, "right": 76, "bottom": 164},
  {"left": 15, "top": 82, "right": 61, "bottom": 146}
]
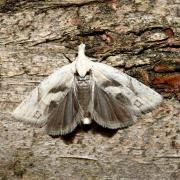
[{"left": 0, "top": 0, "right": 179, "bottom": 179}]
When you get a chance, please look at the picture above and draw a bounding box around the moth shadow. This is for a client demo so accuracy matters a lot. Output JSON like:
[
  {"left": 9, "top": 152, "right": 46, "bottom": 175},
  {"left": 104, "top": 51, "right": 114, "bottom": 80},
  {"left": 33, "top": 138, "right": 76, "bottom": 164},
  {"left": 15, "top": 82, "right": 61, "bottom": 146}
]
[
  {"left": 78, "top": 122, "right": 118, "bottom": 138},
  {"left": 91, "top": 122, "right": 118, "bottom": 137},
  {"left": 50, "top": 128, "right": 80, "bottom": 144},
  {"left": 50, "top": 122, "right": 118, "bottom": 144}
]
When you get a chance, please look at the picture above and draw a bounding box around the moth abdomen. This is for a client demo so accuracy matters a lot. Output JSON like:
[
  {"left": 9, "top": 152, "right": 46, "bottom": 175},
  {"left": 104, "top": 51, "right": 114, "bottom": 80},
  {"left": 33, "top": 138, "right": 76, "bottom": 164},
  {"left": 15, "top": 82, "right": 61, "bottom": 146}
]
[{"left": 76, "top": 79, "right": 92, "bottom": 118}]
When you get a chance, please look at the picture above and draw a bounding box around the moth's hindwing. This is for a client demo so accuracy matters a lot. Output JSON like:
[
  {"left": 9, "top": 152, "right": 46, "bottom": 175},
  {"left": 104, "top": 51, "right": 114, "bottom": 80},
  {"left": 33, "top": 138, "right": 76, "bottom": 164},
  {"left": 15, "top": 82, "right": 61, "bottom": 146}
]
[
  {"left": 46, "top": 87, "right": 82, "bottom": 136},
  {"left": 92, "top": 83, "right": 135, "bottom": 129}
]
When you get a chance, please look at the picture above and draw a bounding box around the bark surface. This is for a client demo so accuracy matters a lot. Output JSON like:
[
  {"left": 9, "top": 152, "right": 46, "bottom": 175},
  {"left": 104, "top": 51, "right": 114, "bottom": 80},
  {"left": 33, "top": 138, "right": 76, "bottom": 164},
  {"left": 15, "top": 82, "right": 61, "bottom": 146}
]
[{"left": 0, "top": 0, "right": 179, "bottom": 179}]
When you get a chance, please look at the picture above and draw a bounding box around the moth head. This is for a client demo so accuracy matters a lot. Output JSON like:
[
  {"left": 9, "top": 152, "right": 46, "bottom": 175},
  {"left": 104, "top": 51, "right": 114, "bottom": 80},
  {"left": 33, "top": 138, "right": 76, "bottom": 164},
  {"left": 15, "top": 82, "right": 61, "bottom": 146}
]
[
  {"left": 75, "top": 43, "right": 92, "bottom": 77},
  {"left": 74, "top": 69, "right": 91, "bottom": 81}
]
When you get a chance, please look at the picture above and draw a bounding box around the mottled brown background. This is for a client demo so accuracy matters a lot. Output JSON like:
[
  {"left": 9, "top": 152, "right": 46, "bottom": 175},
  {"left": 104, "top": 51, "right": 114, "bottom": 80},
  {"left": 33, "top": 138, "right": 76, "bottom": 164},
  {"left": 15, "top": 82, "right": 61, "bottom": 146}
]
[{"left": 0, "top": 0, "right": 179, "bottom": 179}]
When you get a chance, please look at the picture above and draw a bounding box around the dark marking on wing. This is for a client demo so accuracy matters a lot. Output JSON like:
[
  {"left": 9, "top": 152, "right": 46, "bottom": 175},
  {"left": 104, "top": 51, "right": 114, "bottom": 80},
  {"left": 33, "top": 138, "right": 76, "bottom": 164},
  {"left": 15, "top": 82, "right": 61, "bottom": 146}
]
[
  {"left": 101, "top": 78, "right": 122, "bottom": 88},
  {"left": 134, "top": 99, "right": 143, "bottom": 108},
  {"left": 49, "top": 85, "right": 67, "bottom": 93},
  {"left": 49, "top": 101, "right": 58, "bottom": 110},
  {"left": 116, "top": 93, "right": 132, "bottom": 105},
  {"left": 33, "top": 110, "right": 42, "bottom": 119}
]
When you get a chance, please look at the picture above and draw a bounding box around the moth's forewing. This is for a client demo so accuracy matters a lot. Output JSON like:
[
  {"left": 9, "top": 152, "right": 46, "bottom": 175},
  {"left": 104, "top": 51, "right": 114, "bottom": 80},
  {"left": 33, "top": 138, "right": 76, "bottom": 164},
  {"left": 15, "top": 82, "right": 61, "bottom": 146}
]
[
  {"left": 92, "top": 62, "right": 162, "bottom": 115},
  {"left": 12, "top": 63, "right": 76, "bottom": 128}
]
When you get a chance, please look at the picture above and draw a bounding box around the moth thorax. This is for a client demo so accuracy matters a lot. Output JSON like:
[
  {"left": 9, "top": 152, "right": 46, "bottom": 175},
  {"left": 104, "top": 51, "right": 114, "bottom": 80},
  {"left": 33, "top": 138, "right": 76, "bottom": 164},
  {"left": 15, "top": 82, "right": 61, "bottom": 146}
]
[
  {"left": 76, "top": 47, "right": 91, "bottom": 77},
  {"left": 75, "top": 57, "right": 90, "bottom": 76}
]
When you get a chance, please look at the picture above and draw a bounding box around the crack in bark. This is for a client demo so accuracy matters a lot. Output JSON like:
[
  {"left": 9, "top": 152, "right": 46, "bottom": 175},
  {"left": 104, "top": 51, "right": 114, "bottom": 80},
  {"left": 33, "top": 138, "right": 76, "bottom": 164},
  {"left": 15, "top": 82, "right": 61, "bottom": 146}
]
[
  {"left": 0, "top": 0, "right": 111, "bottom": 13},
  {"left": 78, "top": 29, "right": 107, "bottom": 37},
  {"left": 127, "top": 26, "right": 165, "bottom": 36}
]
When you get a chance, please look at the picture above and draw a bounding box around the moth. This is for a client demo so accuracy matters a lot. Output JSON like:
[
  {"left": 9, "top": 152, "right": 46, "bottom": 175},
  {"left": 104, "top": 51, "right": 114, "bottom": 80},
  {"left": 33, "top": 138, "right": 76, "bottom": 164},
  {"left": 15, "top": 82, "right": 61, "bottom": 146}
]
[{"left": 12, "top": 43, "right": 162, "bottom": 135}]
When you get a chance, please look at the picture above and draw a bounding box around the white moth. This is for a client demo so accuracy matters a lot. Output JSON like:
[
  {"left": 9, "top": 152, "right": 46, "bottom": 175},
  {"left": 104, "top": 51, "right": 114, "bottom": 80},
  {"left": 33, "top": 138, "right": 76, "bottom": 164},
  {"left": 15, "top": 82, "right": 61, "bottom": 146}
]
[{"left": 12, "top": 43, "right": 162, "bottom": 135}]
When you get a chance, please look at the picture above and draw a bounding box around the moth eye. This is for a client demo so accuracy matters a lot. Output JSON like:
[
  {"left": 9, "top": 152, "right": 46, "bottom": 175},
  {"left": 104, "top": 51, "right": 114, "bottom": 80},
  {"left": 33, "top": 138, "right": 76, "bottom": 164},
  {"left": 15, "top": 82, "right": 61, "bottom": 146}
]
[
  {"left": 86, "top": 69, "right": 91, "bottom": 76},
  {"left": 74, "top": 71, "right": 79, "bottom": 76}
]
